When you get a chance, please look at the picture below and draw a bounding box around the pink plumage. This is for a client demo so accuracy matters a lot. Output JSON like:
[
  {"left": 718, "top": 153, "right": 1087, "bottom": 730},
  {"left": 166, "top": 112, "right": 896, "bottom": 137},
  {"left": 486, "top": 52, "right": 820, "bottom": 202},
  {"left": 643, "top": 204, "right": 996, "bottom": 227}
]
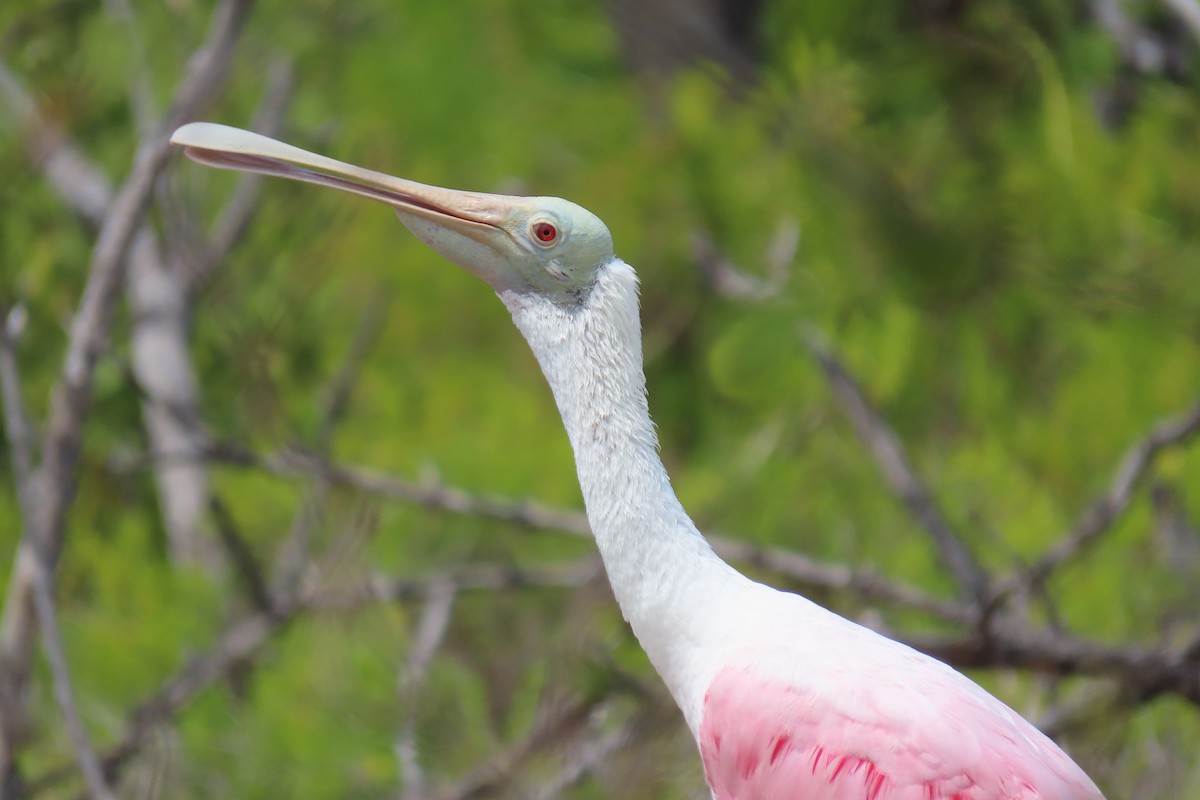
[{"left": 700, "top": 649, "right": 1104, "bottom": 799}]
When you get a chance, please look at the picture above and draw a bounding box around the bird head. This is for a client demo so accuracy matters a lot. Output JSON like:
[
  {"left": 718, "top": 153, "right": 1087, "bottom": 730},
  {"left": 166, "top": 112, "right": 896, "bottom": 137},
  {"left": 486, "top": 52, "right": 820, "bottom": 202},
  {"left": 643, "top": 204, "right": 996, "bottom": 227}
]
[{"left": 170, "top": 123, "right": 614, "bottom": 299}]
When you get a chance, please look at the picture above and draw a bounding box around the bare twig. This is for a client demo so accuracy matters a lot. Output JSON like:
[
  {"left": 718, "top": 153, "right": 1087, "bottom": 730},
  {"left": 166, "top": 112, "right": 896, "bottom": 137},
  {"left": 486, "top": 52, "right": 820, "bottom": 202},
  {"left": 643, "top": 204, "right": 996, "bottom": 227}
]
[
  {"left": 691, "top": 219, "right": 797, "bottom": 302},
  {"left": 803, "top": 330, "right": 990, "bottom": 602},
  {"left": 207, "top": 410, "right": 1199, "bottom": 708},
  {"left": 316, "top": 295, "right": 387, "bottom": 449},
  {"left": 173, "top": 56, "right": 296, "bottom": 293},
  {"left": 528, "top": 712, "right": 641, "bottom": 800},
  {"left": 397, "top": 579, "right": 456, "bottom": 800},
  {"left": 1, "top": 54, "right": 220, "bottom": 568},
  {"left": 310, "top": 558, "right": 604, "bottom": 614},
  {"left": 1093, "top": 0, "right": 1172, "bottom": 73},
  {"left": 435, "top": 694, "right": 608, "bottom": 800},
  {"left": 27, "top": 564, "right": 115, "bottom": 800},
  {"left": 1163, "top": 0, "right": 1200, "bottom": 43},
  {"left": 0, "top": 304, "right": 37, "bottom": 791},
  {"left": 3, "top": 312, "right": 111, "bottom": 799},
  {"left": 101, "top": 602, "right": 294, "bottom": 786},
  {"left": 208, "top": 498, "right": 273, "bottom": 614},
  {"left": 1005, "top": 400, "right": 1200, "bottom": 594},
  {"left": 0, "top": 305, "right": 35, "bottom": 511},
  {"left": 272, "top": 295, "right": 387, "bottom": 592},
  {"left": 185, "top": 440, "right": 971, "bottom": 621},
  {"left": 907, "top": 622, "right": 1200, "bottom": 707},
  {"left": 6, "top": 0, "right": 253, "bottom": 622},
  {"left": 208, "top": 60, "right": 294, "bottom": 268}
]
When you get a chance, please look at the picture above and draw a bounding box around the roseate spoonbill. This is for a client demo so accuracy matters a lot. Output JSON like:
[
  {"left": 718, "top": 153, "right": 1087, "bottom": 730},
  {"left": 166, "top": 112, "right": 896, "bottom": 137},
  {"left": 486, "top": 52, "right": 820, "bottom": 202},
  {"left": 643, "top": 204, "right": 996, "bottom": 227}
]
[{"left": 171, "top": 122, "right": 1105, "bottom": 799}]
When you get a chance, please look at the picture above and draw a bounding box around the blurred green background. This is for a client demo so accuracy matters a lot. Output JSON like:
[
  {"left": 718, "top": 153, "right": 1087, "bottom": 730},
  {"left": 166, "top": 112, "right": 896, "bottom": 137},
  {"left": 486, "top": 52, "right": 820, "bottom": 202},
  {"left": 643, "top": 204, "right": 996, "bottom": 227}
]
[{"left": 2, "top": 0, "right": 1199, "bottom": 797}]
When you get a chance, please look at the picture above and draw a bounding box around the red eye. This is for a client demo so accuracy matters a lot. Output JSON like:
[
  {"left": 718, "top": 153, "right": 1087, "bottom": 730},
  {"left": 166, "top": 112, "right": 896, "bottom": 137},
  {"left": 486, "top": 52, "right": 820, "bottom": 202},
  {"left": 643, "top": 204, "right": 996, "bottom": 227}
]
[{"left": 533, "top": 222, "right": 558, "bottom": 244}]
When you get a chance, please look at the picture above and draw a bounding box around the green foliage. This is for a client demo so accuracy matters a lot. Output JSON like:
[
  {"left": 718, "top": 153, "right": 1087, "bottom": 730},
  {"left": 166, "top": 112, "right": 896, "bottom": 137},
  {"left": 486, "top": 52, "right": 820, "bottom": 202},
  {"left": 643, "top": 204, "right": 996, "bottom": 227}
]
[{"left": 2, "top": 0, "right": 1199, "bottom": 796}]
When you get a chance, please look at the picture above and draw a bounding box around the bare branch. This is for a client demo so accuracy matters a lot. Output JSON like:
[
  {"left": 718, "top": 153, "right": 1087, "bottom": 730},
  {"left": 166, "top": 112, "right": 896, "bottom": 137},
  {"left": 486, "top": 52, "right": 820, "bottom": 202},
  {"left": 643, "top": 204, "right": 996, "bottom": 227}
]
[
  {"left": 316, "top": 295, "right": 387, "bottom": 450},
  {"left": 0, "top": 304, "right": 37, "bottom": 791},
  {"left": 528, "top": 712, "right": 641, "bottom": 800},
  {"left": 435, "top": 694, "right": 608, "bottom": 800},
  {"left": 27, "top": 563, "right": 114, "bottom": 800},
  {"left": 691, "top": 219, "right": 797, "bottom": 302},
  {"left": 272, "top": 296, "right": 387, "bottom": 592},
  {"left": 1010, "top": 400, "right": 1200, "bottom": 591},
  {"left": 188, "top": 441, "right": 970, "bottom": 621},
  {"left": 1163, "top": 0, "right": 1200, "bottom": 43},
  {"left": 1, "top": 54, "right": 219, "bottom": 568},
  {"left": 4, "top": 308, "right": 111, "bottom": 799},
  {"left": 397, "top": 579, "right": 456, "bottom": 800},
  {"left": 907, "top": 622, "right": 1200, "bottom": 707},
  {"left": 174, "top": 56, "right": 296, "bottom": 293},
  {"left": 7, "top": 0, "right": 253, "bottom": 614},
  {"left": 0, "top": 60, "right": 113, "bottom": 224},
  {"left": 310, "top": 559, "right": 604, "bottom": 614},
  {"left": 0, "top": 305, "right": 35, "bottom": 511},
  {"left": 709, "top": 536, "right": 972, "bottom": 624},
  {"left": 0, "top": 0, "right": 255, "bottom": 784},
  {"left": 101, "top": 602, "right": 293, "bottom": 786},
  {"left": 208, "top": 498, "right": 273, "bottom": 614},
  {"left": 803, "top": 330, "right": 990, "bottom": 602},
  {"left": 1093, "top": 0, "right": 1172, "bottom": 74},
  {"left": 206, "top": 59, "right": 294, "bottom": 265}
]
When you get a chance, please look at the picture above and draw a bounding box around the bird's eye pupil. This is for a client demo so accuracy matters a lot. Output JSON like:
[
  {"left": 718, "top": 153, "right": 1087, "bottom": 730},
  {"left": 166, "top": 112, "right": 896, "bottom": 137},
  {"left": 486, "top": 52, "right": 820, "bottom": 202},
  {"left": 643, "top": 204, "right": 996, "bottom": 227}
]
[{"left": 534, "top": 222, "right": 557, "bottom": 243}]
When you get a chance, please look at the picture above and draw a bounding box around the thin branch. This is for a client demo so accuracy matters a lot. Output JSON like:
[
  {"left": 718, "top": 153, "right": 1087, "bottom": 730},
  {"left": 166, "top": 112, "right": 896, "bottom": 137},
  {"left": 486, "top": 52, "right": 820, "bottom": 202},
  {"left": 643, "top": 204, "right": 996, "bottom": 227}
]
[
  {"left": 1163, "top": 0, "right": 1200, "bottom": 43},
  {"left": 397, "top": 579, "right": 456, "bottom": 800},
  {"left": 1093, "top": 0, "right": 1172, "bottom": 74},
  {"left": 2, "top": 52, "right": 220, "bottom": 568},
  {"left": 208, "top": 497, "right": 273, "bottom": 614},
  {"left": 0, "top": 305, "right": 35, "bottom": 511},
  {"left": 1003, "top": 400, "right": 1200, "bottom": 595},
  {"left": 710, "top": 535, "right": 972, "bottom": 623},
  {"left": 0, "top": 60, "right": 113, "bottom": 224},
  {"left": 316, "top": 295, "right": 387, "bottom": 450},
  {"left": 435, "top": 694, "right": 608, "bottom": 800},
  {"left": 208, "top": 59, "right": 294, "bottom": 258},
  {"left": 101, "top": 602, "right": 293, "bottom": 785},
  {"left": 272, "top": 295, "right": 387, "bottom": 592},
  {"left": 270, "top": 484, "right": 331, "bottom": 599},
  {"left": 0, "top": 304, "right": 36, "bottom": 791},
  {"left": 4, "top": 0, "right": 253, "bottom": 621},
  {"left": 906, "top": 623, "right": 1200, "bottom": 707},
  {"left": 528, "top": 713, "right": 641, "bottom": 800},
  {"left": 187, "top": 441, "right": 971, "bottom": 622},
  {"left": 310, "top": 559, "right": 604, "bottom": 614},
  {"left": 803, "top": 329, "right": 990, "bottom": 602},
  {"left": 27, "top": 563, "right": 114, "bottom": 800},
  {"left": 175, "top": 56, "right": 296, "bottom": 294},
  {"left": 4, "top": 312, "right": 111, "bottom": 799}
]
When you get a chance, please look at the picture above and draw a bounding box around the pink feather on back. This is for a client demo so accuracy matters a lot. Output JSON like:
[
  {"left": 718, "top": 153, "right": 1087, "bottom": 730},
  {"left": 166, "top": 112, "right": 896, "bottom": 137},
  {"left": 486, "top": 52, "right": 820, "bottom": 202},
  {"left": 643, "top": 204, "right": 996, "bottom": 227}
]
[{"left": 699, "top": 657, "right": 1104, "bottom": 800}]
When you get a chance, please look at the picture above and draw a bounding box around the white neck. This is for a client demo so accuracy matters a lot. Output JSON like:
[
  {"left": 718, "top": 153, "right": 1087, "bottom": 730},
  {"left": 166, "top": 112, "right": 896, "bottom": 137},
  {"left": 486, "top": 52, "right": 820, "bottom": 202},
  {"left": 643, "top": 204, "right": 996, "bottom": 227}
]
[{"left": 499, "top": 260, "right": 744, "bottom": 728}]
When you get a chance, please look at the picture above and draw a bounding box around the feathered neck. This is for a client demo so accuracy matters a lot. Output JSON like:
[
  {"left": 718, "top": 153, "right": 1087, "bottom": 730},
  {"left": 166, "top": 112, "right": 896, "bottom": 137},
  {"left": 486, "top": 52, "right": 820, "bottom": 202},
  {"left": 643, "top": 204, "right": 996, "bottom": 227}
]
[{"left": 498, "top": 260, "right": 741, "bottom": 730}]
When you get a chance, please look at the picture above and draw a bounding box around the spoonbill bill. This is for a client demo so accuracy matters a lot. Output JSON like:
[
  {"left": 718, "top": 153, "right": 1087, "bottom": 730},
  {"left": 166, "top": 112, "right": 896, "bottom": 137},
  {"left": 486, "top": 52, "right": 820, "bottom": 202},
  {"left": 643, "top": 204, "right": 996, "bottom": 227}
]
[{"left": 171, "top": 122, "right": 1105, "bottom": 799}]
